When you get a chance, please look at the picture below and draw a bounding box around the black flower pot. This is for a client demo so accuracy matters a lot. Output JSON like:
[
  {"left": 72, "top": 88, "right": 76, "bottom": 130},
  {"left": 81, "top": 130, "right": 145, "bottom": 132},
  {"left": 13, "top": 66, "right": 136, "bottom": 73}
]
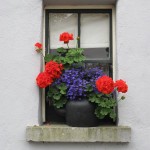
[
  {"left": 54, "top": 107, "right": 66, "bottom": 117},
  {"left": 66, "top": 100, "right": 99, "bottom": 127}
]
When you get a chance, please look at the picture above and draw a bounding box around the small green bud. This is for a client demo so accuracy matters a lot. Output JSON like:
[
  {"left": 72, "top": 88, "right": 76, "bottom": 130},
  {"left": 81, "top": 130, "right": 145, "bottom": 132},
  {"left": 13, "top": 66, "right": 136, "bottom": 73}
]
[
  {"left": 121, "top": 95, "right": 125, "bottom": 100},
  {"left": 77, "top": 37, "right": 80, "bottom": 40}
]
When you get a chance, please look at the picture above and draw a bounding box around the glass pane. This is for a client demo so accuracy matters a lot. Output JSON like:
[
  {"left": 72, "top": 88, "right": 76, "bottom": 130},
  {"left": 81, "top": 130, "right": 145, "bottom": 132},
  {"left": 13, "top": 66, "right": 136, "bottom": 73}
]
[
  {"left": 49, "top": 13, "right": 78, "bottom": 49},
  {"left": 85, "top": 63, "right": 111, "bottom": 76},
  {"left": 83, "top": 47, "right": 110, "bottom": 60},
  {"left": 80, "top": 13, "right": 110, "bottom": 48},
  {"left": 80, "top": 13, "right": 110, "bottom": 60}
]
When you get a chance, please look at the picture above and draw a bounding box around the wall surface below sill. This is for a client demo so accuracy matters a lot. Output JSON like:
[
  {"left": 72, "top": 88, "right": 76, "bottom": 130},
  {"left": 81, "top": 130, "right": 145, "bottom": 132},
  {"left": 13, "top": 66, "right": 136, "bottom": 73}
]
[{"left": 26, "top": 124, "right": 131, "bottom": 143}]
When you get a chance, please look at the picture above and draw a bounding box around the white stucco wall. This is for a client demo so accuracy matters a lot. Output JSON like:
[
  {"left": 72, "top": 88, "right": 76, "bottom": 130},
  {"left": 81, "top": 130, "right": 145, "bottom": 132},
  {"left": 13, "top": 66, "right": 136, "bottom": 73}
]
[
  {"left": 0, "top": 0, "right": 43, "bottom": 149},
  {"left": 0, "top": 0, "right": 150, "bottom": 149},
  {"left": 116, "top": 0, "right": 150, "bottom": 149}
]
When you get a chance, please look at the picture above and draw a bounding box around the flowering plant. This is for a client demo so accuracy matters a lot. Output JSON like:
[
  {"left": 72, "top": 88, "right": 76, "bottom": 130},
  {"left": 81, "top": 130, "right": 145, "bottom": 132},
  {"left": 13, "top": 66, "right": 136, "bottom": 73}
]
[{"left": 35, "top": 32, "right": 128, "bottom": 121}]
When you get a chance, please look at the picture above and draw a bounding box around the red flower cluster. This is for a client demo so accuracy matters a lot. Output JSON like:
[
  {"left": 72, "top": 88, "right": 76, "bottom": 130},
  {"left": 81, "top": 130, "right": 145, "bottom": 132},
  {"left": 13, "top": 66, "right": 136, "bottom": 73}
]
[
  {"left": 36, "top": 72, "right": 53, "bottom": 88},
  {"left": 60, "top": 32, "right": 74, "bottom": 43},
  {"left": 45, "top": 61, "right": 64, "bottom": 79},
  {"left": 36, "top": 61, "right": 63, "bottom": 88},
  {"left": 35, "top": 42, "right": 42, "bottom": 53},
  {"left": 96, "top": 76, "right": 114, "bottom": 94},
  {"left": 96, "top": 76, "right": 128, "bottom": 94},
  {"left": 114, "top": 79, "right": 128, "bottom": 93}
]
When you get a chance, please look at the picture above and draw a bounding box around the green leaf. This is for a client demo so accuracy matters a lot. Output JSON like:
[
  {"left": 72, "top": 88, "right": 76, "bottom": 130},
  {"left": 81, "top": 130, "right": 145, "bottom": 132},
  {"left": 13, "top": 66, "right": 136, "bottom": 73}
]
[
  {"left": 53, "top": 56, "right": 61, "bottom": 63},
  {"left": 47, "top": 87, "right": 58, "bottom": 98},
  {"left": 100, "top": 108, "right": 109, "bottom": 116},
  {"left": 74, "top": 56, "right": 79, "bottom": 62},
  {"left": 97, "top": 94, "right": 102, "bottom": 98},
  {"left": 94, "top": 100, "right": 117, "bottom": 120},
  {"left": 98, "top": 100, "right": 107, "bottom": 107},
  {"left": 89, "top": 96, "right": 96, "bottom": 102},
  {"left": 53, "top": 101, "right": 64, "bottom": 108},
  {"left": 57, "top": 83, "right": 67, "bottom": 90},
  {"left": 57, "top": 47, "right": 67, "bottom": 53},
  {"left": 68, "top": 59, "right": 73, "bottom": 64},
  {"left": 86, "top": 85, "right": 93, "bottom": 92},
  {"left": 95, "top": 107, "right": 105, "bottom": 119},
  {"left": 53, "top": 97, "right": 67, "bottom": 108},
  {"left": 53, "top": 94, "right": 61, "bottom": 100},
  {"left": 95, "top": 97, "right": 102, "bottom": 104},
  {"left": 60, "top": 90, "right": 66, "bottom": 95},
  {"left": 44, "top": 54, "right": 53, "bottom": 62},
  {"left": 109, "top": 110, "right": 116, "bottom": 121}
]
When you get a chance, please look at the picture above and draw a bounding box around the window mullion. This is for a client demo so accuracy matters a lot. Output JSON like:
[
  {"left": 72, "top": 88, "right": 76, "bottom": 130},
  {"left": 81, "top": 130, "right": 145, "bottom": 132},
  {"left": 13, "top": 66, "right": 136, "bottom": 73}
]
[
  {"left": 109, "top": 12, "right": 113, "bottom": 77},
  {"left": 78, "top": 13, "right": 81, "bottom": 48}
]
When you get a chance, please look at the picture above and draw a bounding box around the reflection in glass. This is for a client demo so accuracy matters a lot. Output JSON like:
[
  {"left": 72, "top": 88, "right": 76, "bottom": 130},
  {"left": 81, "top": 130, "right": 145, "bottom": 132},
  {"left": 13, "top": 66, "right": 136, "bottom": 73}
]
[
  {"left": 81, "top": 13, "right": 110, "bottom": 48},
  {"left": 85, "top": 63, "right": 110, "bottom": 76},
  {"left": 84, "top": 47, "right": 110, "bottom": 60},
  {"left": 49, "top": 13, "right": 78, "bottom": 49}
]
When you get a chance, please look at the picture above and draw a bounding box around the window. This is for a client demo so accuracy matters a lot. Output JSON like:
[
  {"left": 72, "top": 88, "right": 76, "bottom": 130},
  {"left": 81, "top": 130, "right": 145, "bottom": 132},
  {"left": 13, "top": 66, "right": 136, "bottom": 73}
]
[
  {"left": 44, "top": 8, "right": 116, "bottom": 125},
  {"left": 45, "top": 9, "right": 112, "bottom": 76},
  {"left": 27, "top": 6, "right": 131, "bottom": 143}
]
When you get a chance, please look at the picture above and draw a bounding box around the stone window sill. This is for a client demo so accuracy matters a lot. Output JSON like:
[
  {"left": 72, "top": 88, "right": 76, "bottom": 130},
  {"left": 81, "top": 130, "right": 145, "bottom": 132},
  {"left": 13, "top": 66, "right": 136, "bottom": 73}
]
[{"left": 26, "top": 124, "right": 131, "bottom": 143}]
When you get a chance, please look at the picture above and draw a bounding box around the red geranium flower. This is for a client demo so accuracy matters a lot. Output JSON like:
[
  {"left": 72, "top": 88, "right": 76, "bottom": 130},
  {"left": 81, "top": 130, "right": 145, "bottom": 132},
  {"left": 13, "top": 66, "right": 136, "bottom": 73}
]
[
  {"left": 45, "top": 61, "right": 64, "bottom": 79},
  {"left": 96, "top": 76, "right": 114, "bottom": 94},
  {"left": 114, "top": 79, "right": 128, "bottom": 93},
  {"left": 36, "top": 72, "right": 53, "bottom": 88},
  {"left": 59, "top": 32, "right": 74, "bottom": 43},
  {"left": 35, "top": 42, "right": 42, "bottom": 49},
  {"left": 35, "top": 42, "right": 42, "bottom": 53}
]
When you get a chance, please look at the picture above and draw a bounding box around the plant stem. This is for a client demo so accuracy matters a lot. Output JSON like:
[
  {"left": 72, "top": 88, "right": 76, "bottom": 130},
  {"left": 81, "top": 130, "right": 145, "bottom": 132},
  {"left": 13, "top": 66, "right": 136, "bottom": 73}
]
[
  {"left": 76, "top": 37, "right": 80, "bottom": 48},
  {"left": 76, "top": 39, "right": 78, "bottom": 49},
  {"left": 117, "top": 98, "right": 123, "bottom": 103},
  {"left": 40, "top": 51, "right": 44, "bottom": 58},
  {"left": 67, "top": 43, "right": 69, "bottom": 49}
]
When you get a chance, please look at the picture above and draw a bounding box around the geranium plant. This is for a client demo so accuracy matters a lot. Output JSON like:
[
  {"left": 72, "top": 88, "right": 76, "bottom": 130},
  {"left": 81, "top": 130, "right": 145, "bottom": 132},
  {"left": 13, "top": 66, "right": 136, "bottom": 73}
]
[{"left": 35, "top": 32, "right": 128, "bottom": 121}]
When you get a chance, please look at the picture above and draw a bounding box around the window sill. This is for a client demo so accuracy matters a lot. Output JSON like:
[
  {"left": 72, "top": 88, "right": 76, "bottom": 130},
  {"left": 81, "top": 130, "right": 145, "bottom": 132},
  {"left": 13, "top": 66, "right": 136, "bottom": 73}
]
[{"left": 26, "top": 124, "right": 131, "bottom": 143}]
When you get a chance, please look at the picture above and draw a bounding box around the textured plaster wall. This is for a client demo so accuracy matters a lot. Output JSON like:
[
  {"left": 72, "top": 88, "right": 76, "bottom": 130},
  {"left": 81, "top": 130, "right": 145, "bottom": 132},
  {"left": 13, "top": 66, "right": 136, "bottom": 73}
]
[
  {"left": 0, "top": 0, "right": 150, "bottom": 150},
  {"left": 116, "top": 0, "right": 150, "bottom": 149},
  {"left": 0, "top": 0, "right": 43, "bottom": 149}
]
